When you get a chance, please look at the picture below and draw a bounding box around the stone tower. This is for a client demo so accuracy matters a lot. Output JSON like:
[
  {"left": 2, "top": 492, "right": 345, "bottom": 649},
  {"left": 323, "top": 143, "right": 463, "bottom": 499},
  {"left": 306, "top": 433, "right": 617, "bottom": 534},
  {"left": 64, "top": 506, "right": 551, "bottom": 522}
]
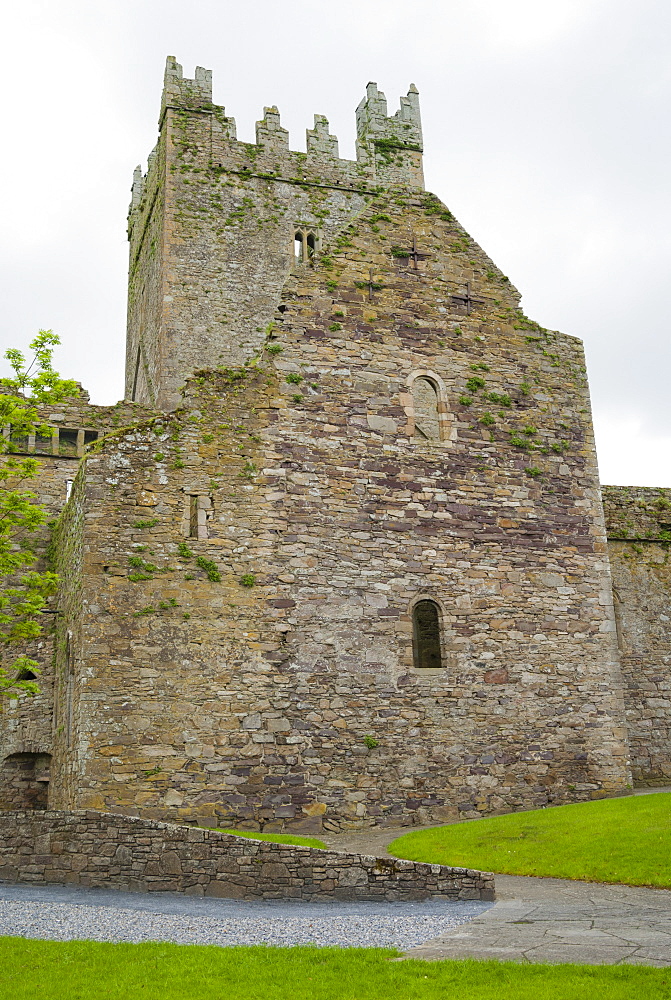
[{"left": 125, "top": 58, "right": 424, "bottom": 410}]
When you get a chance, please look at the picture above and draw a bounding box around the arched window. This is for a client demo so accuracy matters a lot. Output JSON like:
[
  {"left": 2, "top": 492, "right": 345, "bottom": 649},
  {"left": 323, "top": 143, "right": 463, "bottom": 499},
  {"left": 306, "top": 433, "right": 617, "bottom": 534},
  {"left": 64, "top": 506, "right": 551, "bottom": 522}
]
[
  {"left": 412, "top": 377, "right": 440, "bottom": 441},
  {"left": 293, "top": 229, "right": 319, "bottom": 265},
  {"left": 412, "top": 600, "right": 442, "bottom": 669}
]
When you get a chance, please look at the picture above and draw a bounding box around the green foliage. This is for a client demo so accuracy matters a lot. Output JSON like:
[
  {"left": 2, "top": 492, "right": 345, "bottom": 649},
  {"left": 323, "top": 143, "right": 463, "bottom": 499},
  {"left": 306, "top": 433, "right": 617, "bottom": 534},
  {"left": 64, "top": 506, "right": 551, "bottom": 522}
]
[
  {"left": 326, "top": 280, "right": 338, "bottom": 292},
  {"left": 201, "top": 434, "right": 214, "bottom": 443},
  {"left": 363, "top": 735, "right": 379, "bottom": 749},
  {"left": 214, "top": 829, "right": 327, "bottom": 848},
  {"left": 421, "top": 192, "right": 455, "bottom": 222},
  {"left": 487, "top": 392, "right": 512, "bottom": 408},
  {"left": 479, "top": 412, "right": 495, "bottom": 427},
  {"left": 177, "top": 542, "right": 193, "bottom": 559},
  {"left": 510, "top": 434, "right": 528, "bottom": 449},
  {"left": 285, "top": 373, "right": 303, "bottom": 385},
  {"left": 196, "top": 556, "right": 221, "bottom": 582},
  {"left": 0, "top": 331, "right": 79, "bottom": 698},
  {"left": 328, "top": 323, "right": 342, "bottom": 332},
  {"left": 389, "top": 793, "right": 671, "bottom": 888},
  {"left": 470, "top": 363, "right": 489, "bottom": 372},
  {"left": 154, "top": 452, "right": 165, "bottom": 461},
  {"left": 465, "top": 376, "right": 486, "bottom": 393},
  {"left": 291, "top": 394, "right": 303, "bottom": 403},
  {"left": 240, "top": 573, "right": 256, "bottom": 587},
  {"left": 355, "top": 280, "right": 384, "bottom": 292},
  {"left": 524, "top": 466, "right": 542, "bottom": 478},
  {"left": 374, "top": 138, "right": 421, "bottom": 152},
  {"left": 265, "top": 342, "right": 283, "bottom": 355},
  {"left": 1, "top": 939, "right": 667, "bottom": 1000},
  {"left": 459, "top": 395, "right": 473, "bottom": 406},
  {"left": 133, "top": 518, "right": 159, "bottom": 529}
]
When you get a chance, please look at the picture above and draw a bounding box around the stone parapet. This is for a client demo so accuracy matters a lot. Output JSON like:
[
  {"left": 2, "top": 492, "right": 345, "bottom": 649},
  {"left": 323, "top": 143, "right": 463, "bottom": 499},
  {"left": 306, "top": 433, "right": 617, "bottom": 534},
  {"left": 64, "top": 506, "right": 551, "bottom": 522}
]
[{"left": 0, "top": 811, "right": 495, "bottom": 902}]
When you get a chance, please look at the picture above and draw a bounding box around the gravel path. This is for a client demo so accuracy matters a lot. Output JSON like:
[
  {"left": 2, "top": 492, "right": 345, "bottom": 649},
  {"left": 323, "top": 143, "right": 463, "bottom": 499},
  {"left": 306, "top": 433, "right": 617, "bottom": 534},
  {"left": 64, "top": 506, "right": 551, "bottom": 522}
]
[{"left": 0, "top": 883, "right": 492, "bottom": 951}]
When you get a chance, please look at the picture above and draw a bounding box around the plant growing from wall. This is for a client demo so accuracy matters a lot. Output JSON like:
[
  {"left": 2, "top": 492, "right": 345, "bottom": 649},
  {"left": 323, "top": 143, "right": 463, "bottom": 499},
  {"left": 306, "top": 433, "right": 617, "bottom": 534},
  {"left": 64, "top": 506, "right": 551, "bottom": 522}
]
[{"left": 0, "top": 331, "right": 79, "bottom": 697}]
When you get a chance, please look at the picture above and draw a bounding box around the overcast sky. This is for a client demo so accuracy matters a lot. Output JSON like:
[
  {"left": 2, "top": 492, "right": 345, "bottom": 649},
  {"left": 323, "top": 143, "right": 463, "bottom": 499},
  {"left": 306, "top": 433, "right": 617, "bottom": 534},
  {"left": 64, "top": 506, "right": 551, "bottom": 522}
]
[{"left": 1, "top": 0, "right": 669, "bottom": 485}]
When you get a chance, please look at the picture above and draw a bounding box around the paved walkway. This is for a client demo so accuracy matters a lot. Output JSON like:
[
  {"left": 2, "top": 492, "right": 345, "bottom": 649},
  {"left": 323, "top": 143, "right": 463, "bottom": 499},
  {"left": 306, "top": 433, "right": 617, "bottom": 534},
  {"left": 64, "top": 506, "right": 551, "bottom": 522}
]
[{"left": 322, "top": 810, "right": 671, "bottom": 967}]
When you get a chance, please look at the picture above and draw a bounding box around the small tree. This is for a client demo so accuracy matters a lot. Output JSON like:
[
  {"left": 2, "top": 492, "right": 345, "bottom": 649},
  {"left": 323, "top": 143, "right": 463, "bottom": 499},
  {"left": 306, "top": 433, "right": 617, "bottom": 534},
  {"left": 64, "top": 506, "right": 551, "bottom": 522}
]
[{"left": 0, "top": 331, "right": 79, "bottom": 697}]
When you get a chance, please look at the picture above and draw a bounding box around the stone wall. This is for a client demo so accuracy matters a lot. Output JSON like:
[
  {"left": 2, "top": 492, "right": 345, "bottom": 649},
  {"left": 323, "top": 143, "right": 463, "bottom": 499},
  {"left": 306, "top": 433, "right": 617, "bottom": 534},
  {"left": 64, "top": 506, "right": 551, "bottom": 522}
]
[
  {"left": 603, "top": 486, "right": 671, "bottom": 785},
  {"left": 0, "top": 811, "right": 494, "bottom": 901},
  {"left": 48, "top": 183, "right": 631, "bottom": 830},
  {"left": 0, "top": 394, "right": 155, "bottom": 788}
]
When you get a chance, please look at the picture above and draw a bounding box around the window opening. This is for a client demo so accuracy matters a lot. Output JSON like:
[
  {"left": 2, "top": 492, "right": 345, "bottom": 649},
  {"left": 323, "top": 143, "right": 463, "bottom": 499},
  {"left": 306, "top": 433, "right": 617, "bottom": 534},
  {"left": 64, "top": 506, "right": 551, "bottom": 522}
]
[
  {"left": 16, "top": 666, "right": 37, "bottom": 681},
  {"left": 294, "top": 233, "right": 304, "bottom": 262},
  {"left": 412, "top": 378, "right": 440, "bottom": 441},
  {"left": 412, "top": 600, "right": 443, "bottom": 669},
  {"left": 58, "top": 428, "right": 78, "bottom": 457},
  {"left": 0, "top": 752, "right": 52, "bottom": 811},
  {"left": 65, "top": 480, "right": 74, "bottom": 501},
  {"left": 306, "top": 232, "right": 316, "bottom": 259},
  {"left": 9, "top": 431, "right": 29, "bottom": 453},
  {"left": 131, "top": 344, "right": 141, "bottom": 402},
  {"left": 34, "top": 431, "right": 54, "bottom": 455},
  {"left": 189, "top": 495, "right": 199, "bottom": 538},
  {"left": 83, "top": 430, "right": 98, "bottom": 448}
]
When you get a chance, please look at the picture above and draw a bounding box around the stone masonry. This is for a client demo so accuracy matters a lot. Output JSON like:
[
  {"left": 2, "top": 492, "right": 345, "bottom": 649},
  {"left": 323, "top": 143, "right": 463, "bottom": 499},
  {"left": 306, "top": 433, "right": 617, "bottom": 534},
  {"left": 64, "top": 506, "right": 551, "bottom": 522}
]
[
  {"left": 0, "top": 811, "right": 494, "bottom": 901},
  {"left": 2, "top": 56, "right": 666, "bottom": 840},
  {"left": 602, "top": 487, "right": 671, "bottom": 785}
]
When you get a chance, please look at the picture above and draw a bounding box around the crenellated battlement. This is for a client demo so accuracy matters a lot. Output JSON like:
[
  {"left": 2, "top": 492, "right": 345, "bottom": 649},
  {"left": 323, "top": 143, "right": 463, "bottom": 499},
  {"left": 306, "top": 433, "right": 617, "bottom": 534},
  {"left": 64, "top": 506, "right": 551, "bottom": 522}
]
[
  {"left": 139, "top": 56, "right": 423, "bottom": 202},
  {"left": 160, "top": 56, "right": 214, "bottom": 123},
  {"left": 355, "top": 81, "right": 422, "bottom": 157}
]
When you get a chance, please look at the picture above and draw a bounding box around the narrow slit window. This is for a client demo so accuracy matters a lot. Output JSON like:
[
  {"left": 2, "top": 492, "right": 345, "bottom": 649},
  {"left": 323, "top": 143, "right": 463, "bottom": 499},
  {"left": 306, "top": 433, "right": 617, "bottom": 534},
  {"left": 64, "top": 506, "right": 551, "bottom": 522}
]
[
  {"left": 83, "top": 430, "right": 98, "bottom": 448},
  {"left": 306, "top": 232, "right": 316, "bottom": 259},
  {"left": 412, "top": 600, "right": 443, "bottom": 669},
  {"left": 65, "top": 480, "right": 74, "bottom": 501},
  {"left": 412, "top": 378, "right": 440, "bottom": 441},
  {"left": 294, "top": 233, "right": 304, "bottom": 262},
  {"left": 189, "top": 495, "right": 199, "bottom": 538}
]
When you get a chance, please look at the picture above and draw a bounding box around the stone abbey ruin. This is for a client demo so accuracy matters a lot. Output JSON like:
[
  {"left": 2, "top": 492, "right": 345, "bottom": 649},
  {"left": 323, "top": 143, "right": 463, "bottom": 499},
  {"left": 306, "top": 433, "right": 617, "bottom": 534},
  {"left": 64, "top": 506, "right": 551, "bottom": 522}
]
[{"left": 2, "top": 57, "right": 669, "bottom": 835}]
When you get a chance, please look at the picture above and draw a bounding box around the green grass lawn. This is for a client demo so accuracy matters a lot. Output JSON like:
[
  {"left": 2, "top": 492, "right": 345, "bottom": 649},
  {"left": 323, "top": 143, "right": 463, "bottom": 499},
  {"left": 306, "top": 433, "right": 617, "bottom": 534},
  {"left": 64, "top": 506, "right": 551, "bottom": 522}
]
[
  {"left": 1, "top": 939, "right": 669, "bottom": 1000},
  {"left": 215, "top": 829, "right": 327, "bottom": 849},
  {"left": 389, "top": 792, "right": 671, "bottom": 887}
]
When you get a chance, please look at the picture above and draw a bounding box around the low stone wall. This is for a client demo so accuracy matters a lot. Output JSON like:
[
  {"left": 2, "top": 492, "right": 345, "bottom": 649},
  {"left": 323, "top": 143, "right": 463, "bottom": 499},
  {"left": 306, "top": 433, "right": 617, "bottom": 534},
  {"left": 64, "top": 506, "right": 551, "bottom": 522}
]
[{"left": 0, "top": 811, "right": 494, "bottom": 901}]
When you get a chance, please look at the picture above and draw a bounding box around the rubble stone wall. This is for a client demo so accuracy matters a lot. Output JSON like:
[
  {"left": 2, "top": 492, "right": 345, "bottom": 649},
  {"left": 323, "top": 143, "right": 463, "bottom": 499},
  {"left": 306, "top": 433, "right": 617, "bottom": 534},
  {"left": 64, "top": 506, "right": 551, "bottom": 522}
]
[
  {"left": 603, "top": 487, "right": 671, "bottom": 784},
  {"left": 0, "top": 396, "right": 155, "bottom": 781},
  {"left": 0, "top": 810, "right": 495, "bottom": 901},
  {"left": 48, "top": 187, "right": 631, "bottom": 831}
]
